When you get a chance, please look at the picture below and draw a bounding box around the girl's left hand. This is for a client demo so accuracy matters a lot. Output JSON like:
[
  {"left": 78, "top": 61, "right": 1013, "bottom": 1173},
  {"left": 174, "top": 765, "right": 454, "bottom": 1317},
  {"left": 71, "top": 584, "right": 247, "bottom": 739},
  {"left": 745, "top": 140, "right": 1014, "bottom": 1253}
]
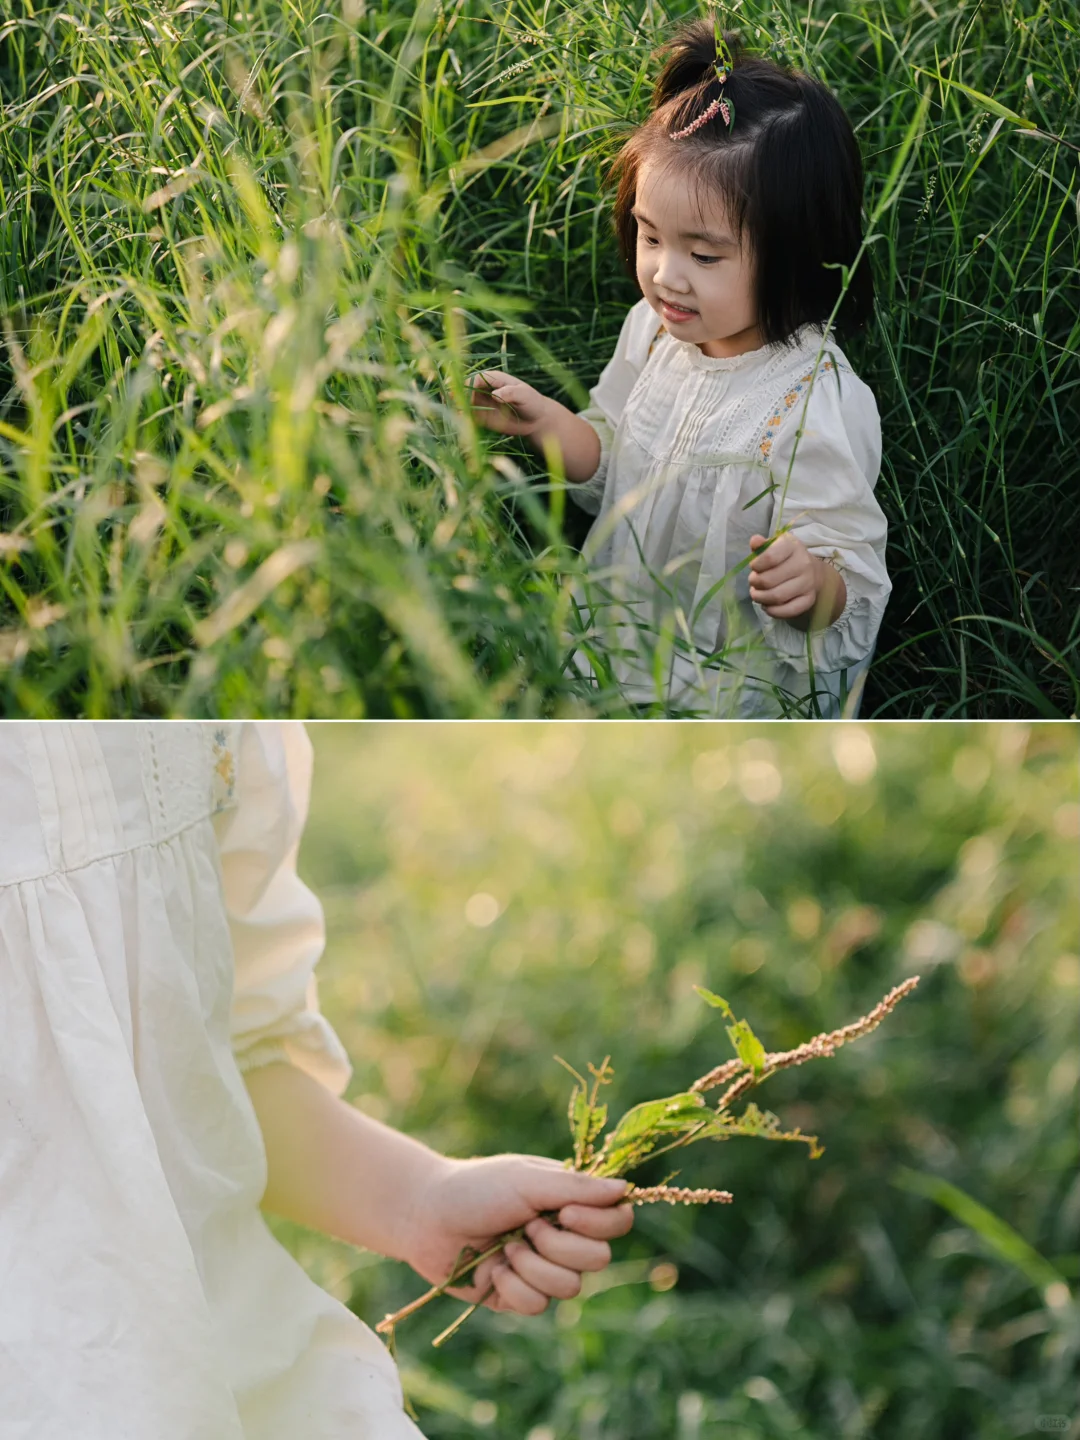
[
  {"left": 749, "top": 531, "right": 845, "bottom": 629},
  {"left": 748, "top": 531, "right": 819, "bottom": 618},
  {"left": 399, "top": 1154, "right": 634, "bottom": 1316}
]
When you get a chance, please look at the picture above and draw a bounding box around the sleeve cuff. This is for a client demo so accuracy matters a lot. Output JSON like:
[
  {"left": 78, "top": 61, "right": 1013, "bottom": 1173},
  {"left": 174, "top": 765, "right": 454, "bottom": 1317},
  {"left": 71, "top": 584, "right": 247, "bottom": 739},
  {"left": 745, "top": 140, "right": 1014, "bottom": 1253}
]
[
  {"left": 233, "top": 1009, "right": 353, "bottom": 1096},
  {"left": 754, "top": 566, "right": 885, "bottom": 674},
  {"left": 568, "top": 413, "right": 612, "bottom": 516}
]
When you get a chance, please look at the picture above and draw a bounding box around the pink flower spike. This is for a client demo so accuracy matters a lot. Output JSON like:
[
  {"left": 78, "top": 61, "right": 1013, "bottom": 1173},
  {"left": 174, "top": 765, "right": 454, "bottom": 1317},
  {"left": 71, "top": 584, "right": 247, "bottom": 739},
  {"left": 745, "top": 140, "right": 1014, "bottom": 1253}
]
[
  {"left": 670, "top": 96, "right": 722, "bottom": 141},
  {"left": 719, "top": 99, "right": 731, "bottom": 126}
]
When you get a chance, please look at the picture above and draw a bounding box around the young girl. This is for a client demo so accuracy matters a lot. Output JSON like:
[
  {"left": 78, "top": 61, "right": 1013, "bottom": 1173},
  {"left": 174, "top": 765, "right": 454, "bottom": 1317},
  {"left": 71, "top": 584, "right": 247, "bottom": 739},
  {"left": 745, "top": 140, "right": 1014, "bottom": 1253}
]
[
  {"left": 469, "top": 22, "right": 890, "bottom": 717},
  {"left": 0, "top": 722, "right": 632, "bottom": 1439}
]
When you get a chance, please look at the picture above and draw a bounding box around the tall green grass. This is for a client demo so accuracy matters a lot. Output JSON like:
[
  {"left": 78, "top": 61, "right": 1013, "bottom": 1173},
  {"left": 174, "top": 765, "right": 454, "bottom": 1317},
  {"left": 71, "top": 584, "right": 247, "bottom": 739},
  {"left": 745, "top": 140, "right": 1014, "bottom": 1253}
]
[{"left": 1, "top": 0, "right": 1077, "bottom": 715}]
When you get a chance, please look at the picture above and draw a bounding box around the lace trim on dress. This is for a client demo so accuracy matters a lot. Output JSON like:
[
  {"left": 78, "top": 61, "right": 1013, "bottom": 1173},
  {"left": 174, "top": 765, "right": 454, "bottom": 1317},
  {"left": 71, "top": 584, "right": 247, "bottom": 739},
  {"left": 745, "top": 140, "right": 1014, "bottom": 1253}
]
[
  {"left": 623, "top": 337, "right": 836, "bottom": 467},
  {"left": 756, "top": 354, "right": 852, "bottom": 463}
]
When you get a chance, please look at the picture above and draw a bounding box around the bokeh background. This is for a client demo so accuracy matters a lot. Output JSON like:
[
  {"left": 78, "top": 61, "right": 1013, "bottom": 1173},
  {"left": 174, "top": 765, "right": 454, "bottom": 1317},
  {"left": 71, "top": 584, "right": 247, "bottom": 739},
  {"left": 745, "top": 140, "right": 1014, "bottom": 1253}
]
[{"left": 272, "top": 722, "right": 1078, "bottom": 1439}]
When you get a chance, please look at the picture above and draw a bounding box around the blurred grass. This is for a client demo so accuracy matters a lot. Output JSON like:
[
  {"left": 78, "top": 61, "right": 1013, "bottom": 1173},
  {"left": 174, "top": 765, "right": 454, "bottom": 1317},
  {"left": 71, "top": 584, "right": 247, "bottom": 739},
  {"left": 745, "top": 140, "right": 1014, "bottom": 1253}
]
[
  {"left": 1, "top": 0, "right": 1078, "bottom": 714},
  {"left": 268, "top": 721, "right": 1080, "bottom": 1438}
]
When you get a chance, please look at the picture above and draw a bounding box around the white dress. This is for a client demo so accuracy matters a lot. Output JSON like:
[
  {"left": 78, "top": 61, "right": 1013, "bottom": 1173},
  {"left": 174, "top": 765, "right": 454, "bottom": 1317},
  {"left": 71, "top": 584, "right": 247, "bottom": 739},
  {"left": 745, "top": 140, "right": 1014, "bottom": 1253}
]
[
  {"left": 571, "top": 297, "right": 892, "bottom": 716},
  {"left": 0, "top": 722, "right": 424, "bottom": 1440}
]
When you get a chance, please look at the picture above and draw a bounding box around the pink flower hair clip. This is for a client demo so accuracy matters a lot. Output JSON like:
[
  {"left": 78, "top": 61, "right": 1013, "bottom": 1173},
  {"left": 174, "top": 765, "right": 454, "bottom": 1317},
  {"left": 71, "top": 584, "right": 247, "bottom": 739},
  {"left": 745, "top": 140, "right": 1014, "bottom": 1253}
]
[{"left": 670, "top": 56, "right": 734, "bottom": 141}]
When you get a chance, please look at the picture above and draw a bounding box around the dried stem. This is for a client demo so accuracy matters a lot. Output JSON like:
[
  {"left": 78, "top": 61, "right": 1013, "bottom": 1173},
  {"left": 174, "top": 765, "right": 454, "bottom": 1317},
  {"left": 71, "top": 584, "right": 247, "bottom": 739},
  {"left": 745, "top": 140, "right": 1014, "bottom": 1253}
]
[{"left": 690, "top": 977, "right": 921, "bottom": 1095}]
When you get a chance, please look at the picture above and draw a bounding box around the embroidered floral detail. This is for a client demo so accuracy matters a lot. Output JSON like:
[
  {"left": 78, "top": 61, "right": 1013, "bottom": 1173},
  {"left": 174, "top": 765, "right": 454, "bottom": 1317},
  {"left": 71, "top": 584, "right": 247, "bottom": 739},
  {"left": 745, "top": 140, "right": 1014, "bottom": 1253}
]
[
  {"left": 758, "top": 359, "right": 835, "bottom": 460},
  {"left": 211, "top": 727, "right": 236, "bottom": 813}
]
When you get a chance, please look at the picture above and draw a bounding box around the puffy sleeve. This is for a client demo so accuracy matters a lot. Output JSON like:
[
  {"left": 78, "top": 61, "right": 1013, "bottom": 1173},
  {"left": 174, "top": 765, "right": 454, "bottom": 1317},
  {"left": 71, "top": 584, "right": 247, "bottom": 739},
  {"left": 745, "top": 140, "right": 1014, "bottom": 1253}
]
[
  {"left": 571, "top": 296, "right": 664, "bottom": 515},
  {"left": 754, "top": 360, "right": 891, "bottom": 674},
  {"left": 213, "top": 721, "right": 352, "bottom": 1097}
]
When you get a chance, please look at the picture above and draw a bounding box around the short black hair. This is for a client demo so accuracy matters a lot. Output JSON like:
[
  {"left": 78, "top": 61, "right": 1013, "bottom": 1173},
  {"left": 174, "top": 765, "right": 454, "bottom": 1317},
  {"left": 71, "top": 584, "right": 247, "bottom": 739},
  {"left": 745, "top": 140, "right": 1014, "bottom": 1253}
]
[{"left": 604, "top": 21, "right": 874, "bottom": 345}]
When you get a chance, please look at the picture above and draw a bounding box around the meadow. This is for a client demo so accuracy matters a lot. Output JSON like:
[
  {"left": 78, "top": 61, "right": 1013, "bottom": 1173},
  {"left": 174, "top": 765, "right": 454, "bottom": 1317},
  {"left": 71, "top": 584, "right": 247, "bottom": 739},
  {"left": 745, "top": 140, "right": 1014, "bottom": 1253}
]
[
  {"left": 273, "top": 721, "right": 1079, "bottom": 1438},
  {"left": 1, "top": 0, "right": 1077, "bottom": 716}
]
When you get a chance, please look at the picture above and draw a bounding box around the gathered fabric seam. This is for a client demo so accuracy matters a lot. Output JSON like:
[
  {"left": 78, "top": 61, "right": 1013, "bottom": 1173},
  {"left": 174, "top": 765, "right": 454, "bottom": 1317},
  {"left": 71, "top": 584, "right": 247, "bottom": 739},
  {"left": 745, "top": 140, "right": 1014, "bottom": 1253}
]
[{"left": 1, "top": 811, "right": 215, "bottom": 892}]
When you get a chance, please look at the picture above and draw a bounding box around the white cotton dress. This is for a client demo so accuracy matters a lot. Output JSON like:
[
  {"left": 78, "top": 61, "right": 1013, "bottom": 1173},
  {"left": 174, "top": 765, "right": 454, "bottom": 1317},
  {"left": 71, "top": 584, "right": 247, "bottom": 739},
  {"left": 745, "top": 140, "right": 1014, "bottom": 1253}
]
[
  {"left": 0, "top": 721, "right": 425, "bottom": 1440},
  {"left": 570, "top": 296, "right": 892, "bottom": 716}
]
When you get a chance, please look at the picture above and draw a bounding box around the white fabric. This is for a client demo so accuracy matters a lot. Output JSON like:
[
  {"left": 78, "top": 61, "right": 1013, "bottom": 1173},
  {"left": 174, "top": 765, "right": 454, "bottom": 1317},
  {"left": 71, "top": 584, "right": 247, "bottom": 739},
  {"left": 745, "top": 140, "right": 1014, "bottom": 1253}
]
[
  {"left": 570, "top": 296, "right": 891, "bottom": 716},
  {"left": 0, "top": 721, "right": 424, "bottom": 1440}
]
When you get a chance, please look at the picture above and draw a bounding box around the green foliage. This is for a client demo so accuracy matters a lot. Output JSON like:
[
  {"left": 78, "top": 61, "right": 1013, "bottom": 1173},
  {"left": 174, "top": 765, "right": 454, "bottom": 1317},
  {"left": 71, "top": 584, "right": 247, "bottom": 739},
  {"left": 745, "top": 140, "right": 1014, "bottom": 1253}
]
[
  {"left": 724, "top": 1018, "right": 768, "bottom": 1077},
  {"left": 1, "top": 0, "right": 1077, "bottom": 714},
  {"left": 589, "top": 1090, "right": 709, "bottom": 1177},
  {"left": 278, "top": 723, "right": 1079, "bottom": 1438},
  {"left": 893, "top": 1167, "right": 1070, "bottom": 1301},
  {"left": 560, "top": 1055, "right": 611, "bottom": 1169}
]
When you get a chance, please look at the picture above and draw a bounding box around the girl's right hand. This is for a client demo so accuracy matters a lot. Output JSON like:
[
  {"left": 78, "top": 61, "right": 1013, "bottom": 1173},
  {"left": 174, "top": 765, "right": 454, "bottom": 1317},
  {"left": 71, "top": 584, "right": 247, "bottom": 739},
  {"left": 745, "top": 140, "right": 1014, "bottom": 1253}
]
[
  {"left": 398, "top": 1153, "right": 633, "bottom": 1316},
  {"left": 467, "top": 370, "right": 549, "bottom": 438}
]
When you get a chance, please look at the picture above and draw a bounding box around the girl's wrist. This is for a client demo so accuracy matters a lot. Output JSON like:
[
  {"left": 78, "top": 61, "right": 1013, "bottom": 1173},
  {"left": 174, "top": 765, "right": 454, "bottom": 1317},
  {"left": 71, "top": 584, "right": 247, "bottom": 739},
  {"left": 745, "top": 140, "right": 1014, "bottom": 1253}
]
[
  {"left": 391, "top": 1147, "right": 458, "bottom": 1267},
  {"left": 786, "top": 554, "right": 847, "bottom": 633}
]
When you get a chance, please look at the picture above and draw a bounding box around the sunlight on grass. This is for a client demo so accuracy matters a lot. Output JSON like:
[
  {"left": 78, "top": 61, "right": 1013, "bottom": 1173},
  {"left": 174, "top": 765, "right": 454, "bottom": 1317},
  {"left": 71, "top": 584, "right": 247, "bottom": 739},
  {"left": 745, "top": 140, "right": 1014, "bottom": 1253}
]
[{"left": 1, "top": 0, "right": 1077, "bottom": 714}]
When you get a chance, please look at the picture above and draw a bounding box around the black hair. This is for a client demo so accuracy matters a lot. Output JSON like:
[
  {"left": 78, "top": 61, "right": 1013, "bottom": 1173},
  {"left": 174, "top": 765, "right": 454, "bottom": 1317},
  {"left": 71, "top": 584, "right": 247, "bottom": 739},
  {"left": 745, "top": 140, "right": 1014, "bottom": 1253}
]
[{"left": 604, "top": 20, "right": 874, "bottom": 344}]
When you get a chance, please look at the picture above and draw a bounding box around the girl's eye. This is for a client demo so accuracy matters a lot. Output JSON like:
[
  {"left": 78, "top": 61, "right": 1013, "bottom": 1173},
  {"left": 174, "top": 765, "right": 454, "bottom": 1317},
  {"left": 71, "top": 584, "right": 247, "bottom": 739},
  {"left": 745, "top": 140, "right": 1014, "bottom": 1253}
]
[{"left": 640, "top": 235, "right": 720, "bottom": 265}]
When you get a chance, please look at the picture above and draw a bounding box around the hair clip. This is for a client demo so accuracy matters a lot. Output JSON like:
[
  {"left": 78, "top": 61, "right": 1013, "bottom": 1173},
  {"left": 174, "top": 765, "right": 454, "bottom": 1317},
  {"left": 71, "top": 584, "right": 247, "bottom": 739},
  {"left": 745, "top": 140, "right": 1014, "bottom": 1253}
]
[
  {"left": 669, "top": 54, "right": 734, "bottom": 140},
  {"left": 670, "top": 95, "right": 729, "bottom": 140}
]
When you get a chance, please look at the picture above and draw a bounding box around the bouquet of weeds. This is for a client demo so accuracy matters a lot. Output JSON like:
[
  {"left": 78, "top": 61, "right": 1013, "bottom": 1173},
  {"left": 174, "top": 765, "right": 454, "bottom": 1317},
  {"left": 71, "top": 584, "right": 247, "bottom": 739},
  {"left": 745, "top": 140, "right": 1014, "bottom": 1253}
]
[{"left": 377, "top": 977, "right": 920, "bottom": 1348}]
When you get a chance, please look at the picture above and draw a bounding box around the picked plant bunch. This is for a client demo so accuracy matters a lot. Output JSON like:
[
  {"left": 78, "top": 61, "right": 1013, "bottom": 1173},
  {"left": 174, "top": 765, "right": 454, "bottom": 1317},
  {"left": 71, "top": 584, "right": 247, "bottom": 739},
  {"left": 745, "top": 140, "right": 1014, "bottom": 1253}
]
[{"left": 377, "top": 976, "right": 920, "bottom": 1347}]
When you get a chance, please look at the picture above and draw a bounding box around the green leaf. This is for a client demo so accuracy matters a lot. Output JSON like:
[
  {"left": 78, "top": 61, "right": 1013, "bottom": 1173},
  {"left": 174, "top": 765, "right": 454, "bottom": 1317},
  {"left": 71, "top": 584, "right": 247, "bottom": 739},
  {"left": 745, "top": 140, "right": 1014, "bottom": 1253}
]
[
  {"left": 591, "top": 1092, "right": 709, "bottom": 1176},
  {"left": 694, "top": 986, "right": 734, "bottom": 1019},
  {"left": 911, "top": 69, "right": 1038, "bottom": 129},
  {"left": 569, "top": 1086, "right": 591, "bottom": 1160},
  {"left": 726, "top": 1018, "right": 767, "bottom": 1076},
  {"left": 732, "top": 1102, "right": 781, "bottom": 1136},
  {"left": 892, "top": 1167, "right": 1070, "bottom": 1301},
  {"left": 725, "top": 1103, "right": 822, "bottom": 1157},
  {"left": 607, "top": 1092, "right": 706, "bottom": 1145}
]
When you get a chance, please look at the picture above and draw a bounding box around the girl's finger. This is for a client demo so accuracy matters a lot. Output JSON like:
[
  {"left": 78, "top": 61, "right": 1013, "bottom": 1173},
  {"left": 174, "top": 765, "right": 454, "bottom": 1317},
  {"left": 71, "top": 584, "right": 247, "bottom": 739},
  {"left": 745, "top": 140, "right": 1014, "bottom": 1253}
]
[
  {"left": 524, "top": 1217, "right": 611, "bottom": 1272},
  {"left": 750, "top": 575, "right": 811, "bottom": 606},
  {"left": 748, "top": 560, "right": 793, "bottom": 590},
  {"left": 761, "top": 596, "right": 817, "bottom": 620},
  {"left": 490, "top": 1258, "right": 549, "bottom": 1315},
  {"left": 520, "top": 1166, "right": 629, "bottom": 1214},
  {"left": 555, "top": 1201, "right": 634, "bottom": 1239},
  {"left": 749, "top": 537, "right": 789, "bottom": 571},
  {"left": 503, "top": 1241, "right": 582, "bottom": 1300}
]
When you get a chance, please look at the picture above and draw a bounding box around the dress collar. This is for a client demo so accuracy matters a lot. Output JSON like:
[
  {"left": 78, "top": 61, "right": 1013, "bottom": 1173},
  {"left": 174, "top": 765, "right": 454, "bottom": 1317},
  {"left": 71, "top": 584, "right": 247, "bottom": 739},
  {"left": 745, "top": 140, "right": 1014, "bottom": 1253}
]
[{"left": 663, "top": 324, "right": 825, "bottom": 372}]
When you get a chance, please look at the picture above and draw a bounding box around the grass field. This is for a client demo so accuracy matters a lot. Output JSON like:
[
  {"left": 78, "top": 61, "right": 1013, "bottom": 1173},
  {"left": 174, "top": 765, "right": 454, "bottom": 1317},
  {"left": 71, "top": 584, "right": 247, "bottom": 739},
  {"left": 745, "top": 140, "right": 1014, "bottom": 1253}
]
[
  {"left": 283, "top": 722, "right": 1079, "bottom": 1437},
  {"left": 1, "top": 0, "right": 1078, "bottom": 715}
]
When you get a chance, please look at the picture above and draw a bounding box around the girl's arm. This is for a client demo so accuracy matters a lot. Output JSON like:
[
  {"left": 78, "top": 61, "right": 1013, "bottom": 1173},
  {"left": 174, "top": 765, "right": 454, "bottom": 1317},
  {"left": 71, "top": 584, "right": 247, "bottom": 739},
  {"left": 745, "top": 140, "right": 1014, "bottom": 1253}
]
[
  {"left": 220, "top": 726, "right": 632, "bottom": 1316},
  {"left": 525, "top": 396, "right": 604, "bottom": 483},
  {"left": 244, "top": 1060, "right": 633, "bottom": 1314},
  {"left": 243, "top": 1060, "right": 446, "bottom": 1262},
  {"left": 467, "top": 297, "right": 660, "bottom": 495},
  {"left": 468, "top": 373, "right": 602, "bottom": 483}
]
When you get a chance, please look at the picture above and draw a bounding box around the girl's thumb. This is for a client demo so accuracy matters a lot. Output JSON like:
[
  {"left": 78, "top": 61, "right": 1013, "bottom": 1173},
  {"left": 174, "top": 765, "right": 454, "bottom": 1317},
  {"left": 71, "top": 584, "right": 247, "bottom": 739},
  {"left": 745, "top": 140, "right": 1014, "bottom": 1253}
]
[{"left": 533, "top": 1170, "right": 629, "bottom": 1209}]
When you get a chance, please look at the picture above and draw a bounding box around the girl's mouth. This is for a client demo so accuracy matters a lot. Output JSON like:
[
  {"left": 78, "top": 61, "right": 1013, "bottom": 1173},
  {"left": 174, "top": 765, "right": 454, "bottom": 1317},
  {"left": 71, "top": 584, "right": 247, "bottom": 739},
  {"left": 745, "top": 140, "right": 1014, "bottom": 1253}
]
[{"left": 660, "top": 299, "right": 698, "bottom": 323}]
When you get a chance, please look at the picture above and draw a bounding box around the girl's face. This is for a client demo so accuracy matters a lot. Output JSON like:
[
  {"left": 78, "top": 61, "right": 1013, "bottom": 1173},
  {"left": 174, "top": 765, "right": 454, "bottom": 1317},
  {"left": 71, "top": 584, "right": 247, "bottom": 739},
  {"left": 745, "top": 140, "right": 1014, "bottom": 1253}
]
[{"left": 633, "top": 160, "right": 762, "bottom": 359}]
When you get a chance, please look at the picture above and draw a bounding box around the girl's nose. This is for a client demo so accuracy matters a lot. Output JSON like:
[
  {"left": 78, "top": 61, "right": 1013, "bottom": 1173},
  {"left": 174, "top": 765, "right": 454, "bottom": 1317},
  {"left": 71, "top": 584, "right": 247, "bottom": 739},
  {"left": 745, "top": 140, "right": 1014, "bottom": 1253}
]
[{"left": 651, "top": 251, "right": 689, "bottom": 294}]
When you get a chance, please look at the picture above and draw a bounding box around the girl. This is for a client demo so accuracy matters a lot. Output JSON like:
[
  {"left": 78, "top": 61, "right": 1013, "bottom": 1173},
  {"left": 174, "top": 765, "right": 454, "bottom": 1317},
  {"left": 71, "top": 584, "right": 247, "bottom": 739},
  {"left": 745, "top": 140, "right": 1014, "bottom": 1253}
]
[
  {"left": 469, "top": 21, "right": 890, "bottom": 717},
  {"left": 0, "top": 722, "right": 632, "bottom": 1439}
]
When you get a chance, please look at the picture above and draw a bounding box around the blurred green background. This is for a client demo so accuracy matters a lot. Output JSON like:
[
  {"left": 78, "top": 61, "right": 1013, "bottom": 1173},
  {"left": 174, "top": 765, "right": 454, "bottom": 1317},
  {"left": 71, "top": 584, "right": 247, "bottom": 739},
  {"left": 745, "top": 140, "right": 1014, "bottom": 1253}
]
[{"left": 277, "top": 722, "right": 1078, "bottom": 1439}]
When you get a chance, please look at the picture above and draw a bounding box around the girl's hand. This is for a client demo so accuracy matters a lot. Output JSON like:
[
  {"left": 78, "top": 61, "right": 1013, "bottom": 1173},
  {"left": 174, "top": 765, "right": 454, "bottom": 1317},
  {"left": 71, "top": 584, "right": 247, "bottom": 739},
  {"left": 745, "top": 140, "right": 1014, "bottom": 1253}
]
[
  {"left": 400, "top": 1153, "right": 633, "bottom": 1316},
  {"left": 467, "top": 370, "right": 550, "bottom": 438},
  {"left": 748, "top": 532, "right": 846, "bottom": 628}
]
